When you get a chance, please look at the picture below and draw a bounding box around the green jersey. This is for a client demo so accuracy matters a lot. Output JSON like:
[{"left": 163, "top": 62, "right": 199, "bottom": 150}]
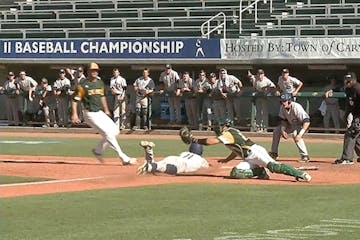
[
  {"left": 217, "top": 127, "right": 255, "bottom": 158},
  {"left": 74, "top": 79, "right": 105, "bottom": 112}
]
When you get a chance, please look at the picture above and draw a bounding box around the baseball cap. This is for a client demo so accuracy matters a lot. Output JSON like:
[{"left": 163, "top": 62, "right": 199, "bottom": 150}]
[
  {"left": 209, "top": 73, "right": 216, "bottom": 78},
  {"left": 8, "top": 71, "right": 14, "bottom": 76},
  {"left": 59, "top": 69, "right": 65, "bottom": 74},
  {"left": 344, "top": 72, "right": 356, "bottom": 82},
  {"left": 282, "top": 68, "right": 289, "bottom": 74},
  {"left": 280, "top": 93, "right": 292, "bottom": 102},
  {"left": 88, "top": 62, "right": 100, "bottom": 70},
  {"left": 41, "top": 78, "right": 48, "bottom": 84},
  {"left": 165, "top": 64, "right": 172, "bottom": 69}
]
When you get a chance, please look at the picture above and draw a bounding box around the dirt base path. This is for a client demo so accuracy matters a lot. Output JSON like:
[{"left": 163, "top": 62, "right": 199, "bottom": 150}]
[{"left": 0, "top": 132, "right": 359, "bottom": 198}]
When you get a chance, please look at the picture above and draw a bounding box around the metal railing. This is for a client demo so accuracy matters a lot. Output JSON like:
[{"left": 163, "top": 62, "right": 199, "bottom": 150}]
[
  {"left": 201, "top": 12, "right": 226, "bottom": 39},
  {"left": 239, "top": 0, "right": 273, "bottom": 34}
]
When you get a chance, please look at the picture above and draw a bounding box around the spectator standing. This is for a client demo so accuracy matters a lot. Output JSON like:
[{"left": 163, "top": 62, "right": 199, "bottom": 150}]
[
  {"left": 67, "top": 67, "right": 86, "bottom": 122},
  {"left": 3, "top": 71, "right": 20, "bottom": 125},
  {"left": 53, "top": 69, "right": 71, "bottom": 127},
  {"left": 159, "top": 64, "right": 181, "bottom": 124},
  {"left": 133, "top": 68, "right": 155, "bottom": 130},
  {"left": 275, "top": 68, "right": 303, "bottom": 100},
  {"left": 110, "top": 68, "right": 127, "bottom": 130},
  {"left": 16, "top": 70, "right": 38, "bottom": 125},
  {"left": 38, "top": 78, "right": 58, "bottom": 128},
  {"left": 208, "top": 72, "right": 225, "bottom": 125},
  {"left": 269, "top": 93, "right": 310, "bottom": 162},
  {"left": 195, "top": 70, "right": 212, "bottom": 130},
  {"left": 333, "top": 72, "right": 360, "bottom": 164},
  {"left": 218, "top": 68, "right": 242, "bottom": 122},
  {"left": 71, "top": 62, "right": 137, "bottom": 165},
  {"left": 179, "top": 71, "right": 197, "bottom": 129},
  {"left": 322, "top": 77, "right": 341, "bottom": 133},
  {"left": 247, "top": 69, "right": 276, "bottom": 132}
]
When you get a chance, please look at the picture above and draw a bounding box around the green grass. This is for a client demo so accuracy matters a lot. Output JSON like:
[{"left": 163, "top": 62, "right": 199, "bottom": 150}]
[
  {"left": 2, "top": 184, "right": 360, "bottom": 240},
  {"left": 0, "top": 135, "right": 355, "bottom": 240},
  {"left": 0, "top": 136, "right": 342, "bottom": 159},
  {"left": 0, "top": 175, "right": 51, "bottom": 184}
]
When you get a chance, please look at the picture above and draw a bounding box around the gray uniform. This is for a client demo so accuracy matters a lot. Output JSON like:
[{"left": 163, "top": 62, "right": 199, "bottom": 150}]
[
  {"left": 159, "top": 69, "right": 181, "bottom": 123},
  {"left": 271, "top": 101, "right": 310, "bottom": 158},
  {"left": 53, "top": 77, "right": 71, "bottom": 126},
  {"left": 16, "top": 75, "right": 38, "bottom": 123},
  {"left": 323, "top": 84, "right": 340, "bottom": 133},
  {"left": 179, "top": 77, "right": 197, "bottom": 129},
  {"left": 277, "top": 76, "right": 302, "bottom": 98},
  {"left": 3, "top": 79, "right": 20, "bottom": 125},
  {"left": 110, "top": 75, "right": 127, "bottom": 130},
  {"left": 208, "top": 78, "right": 224, "bottom": 124},
  {"left": 133, "top": 76, "right": 155, "bottom": 129},
  {"left": 249, "top": 74, "right": 276, "bottom": 131},
  {"left": 39, "top": 83, "right": 57, "bottom": 127},
  {"left": 218, "top": 74, "right": 242, "bottom": 122},
  {"left": 195, "top": 78, "right": 212, "bottom": 130}
]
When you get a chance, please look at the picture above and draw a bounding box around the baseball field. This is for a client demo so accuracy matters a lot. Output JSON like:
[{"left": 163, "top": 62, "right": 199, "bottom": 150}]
[{"left": 1, "top": 130, "right": 360, "bottom": 240}]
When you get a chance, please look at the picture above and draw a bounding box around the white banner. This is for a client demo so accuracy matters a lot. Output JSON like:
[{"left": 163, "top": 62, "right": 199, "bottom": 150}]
[{"left": 221, "top": 37, "right": 360, "bottom": 59}]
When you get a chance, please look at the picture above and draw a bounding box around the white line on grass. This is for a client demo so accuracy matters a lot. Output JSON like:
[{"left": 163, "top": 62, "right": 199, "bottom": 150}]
[{"left": 0, "top": 175, "right": 120, "bottom": 187}]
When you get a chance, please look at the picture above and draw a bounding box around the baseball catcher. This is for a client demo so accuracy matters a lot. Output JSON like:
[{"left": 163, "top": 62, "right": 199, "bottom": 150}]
[{"left": 180, "top": 119, "right": 311, "bottom": 182}]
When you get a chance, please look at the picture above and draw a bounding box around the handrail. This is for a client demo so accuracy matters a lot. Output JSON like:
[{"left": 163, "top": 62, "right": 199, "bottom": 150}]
[
  {"left": 201, "top": 12, "right": 226, "bottom": 39},
  {"left": 239, "top": 0, "right": 272, "bottom": 34}
]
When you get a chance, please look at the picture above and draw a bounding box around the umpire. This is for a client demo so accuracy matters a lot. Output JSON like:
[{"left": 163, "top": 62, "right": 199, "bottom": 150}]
[{"left": 334, "top": 72, "right": 360, "bottom": 164}]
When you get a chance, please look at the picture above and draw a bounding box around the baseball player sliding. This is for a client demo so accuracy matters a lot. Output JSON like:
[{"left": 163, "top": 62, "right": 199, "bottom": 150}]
[
  {"left": 179, "top": 120, "right": 311, "bottom": 182},
  {"left": 137, "top": 141, "right": 209, "bottom": 175},
  {"left": 71, "top": 62, "right": 137, "bottom": 165}
]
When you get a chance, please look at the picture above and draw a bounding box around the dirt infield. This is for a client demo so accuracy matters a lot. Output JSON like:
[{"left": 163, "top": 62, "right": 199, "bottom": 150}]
[{"left": 0, "top": 131, "right": 359, "bottom": 198}]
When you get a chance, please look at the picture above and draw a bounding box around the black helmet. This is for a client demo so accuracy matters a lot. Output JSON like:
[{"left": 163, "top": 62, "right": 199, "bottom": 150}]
[
  {"left": 189, "top": 142, "right": 203, "bottom": 156},
  {"left": 280, "top": 93, "right": 292, "bottom": 102},
  {"left": 214, "top": 118, "right": 233, "bottom": 135}
]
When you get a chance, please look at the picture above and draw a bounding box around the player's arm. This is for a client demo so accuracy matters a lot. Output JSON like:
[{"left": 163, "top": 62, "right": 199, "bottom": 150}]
[
  {"left": 193, "top": 136, "right": 221, "bottom": 145},
  {"left": 295, "top": 119, "right": 310, "bottom": 142},
  {"left": 292, "top": 79, "right": 303, "bottom": 97}
]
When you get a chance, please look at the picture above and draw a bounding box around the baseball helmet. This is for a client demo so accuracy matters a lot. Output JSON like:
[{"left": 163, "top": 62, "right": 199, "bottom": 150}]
[
  {"left": 280, "top": 93, "right": 292, "bottom": 102},
  {"left": 344, "top": 72, "right": 357, "bottom": 82},
  {"left": 189, "top": 142, "right": 203, "bottom": 156},
  {"left": 88, "top": 62, "right": 100, "bottom": 70},
  {"left": 214, "top": 118, "right": 233, "bottom": 135}
]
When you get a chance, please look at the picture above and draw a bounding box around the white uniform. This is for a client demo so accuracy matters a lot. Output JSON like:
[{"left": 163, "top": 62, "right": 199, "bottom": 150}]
[
  {"left": 249, "top": 74, "right": 276, "bottom": 130},
  {"left": 154, "top": 151, "right": 209, "bottom": 174},
  {"left": 277, "top": 76, "right": 302, "bottom": 95},
  {"left": 271, "top": 101, "right": 310, "bottom": 157},
  {"left": 53, "top": 77, "right": 71, "bottom": 126},
  {"left": 133, "top": 76, "right": 155, "bottom": 129},
  {"left": 234, "top": 144, "right": 275, "bottom": 171},
  {"left": 3, "top": 79, "right": 20, "bottom": 125},
  {"left": 218, "top": 74, "right": 242, "bottom": 122},
  {"left": 159, "top": 69, "right": 181, "bottom": 123},
  {"left": 17, "top": 76, "right": 38, "bottom": 115},
  {"left": 110, "top": 75, "right": 127, "bottom": 129}
]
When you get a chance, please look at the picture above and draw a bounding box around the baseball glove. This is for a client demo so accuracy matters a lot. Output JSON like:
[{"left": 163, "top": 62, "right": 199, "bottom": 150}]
[{"left": 179, "top": 126, "right": 193, "bottom": 144}]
